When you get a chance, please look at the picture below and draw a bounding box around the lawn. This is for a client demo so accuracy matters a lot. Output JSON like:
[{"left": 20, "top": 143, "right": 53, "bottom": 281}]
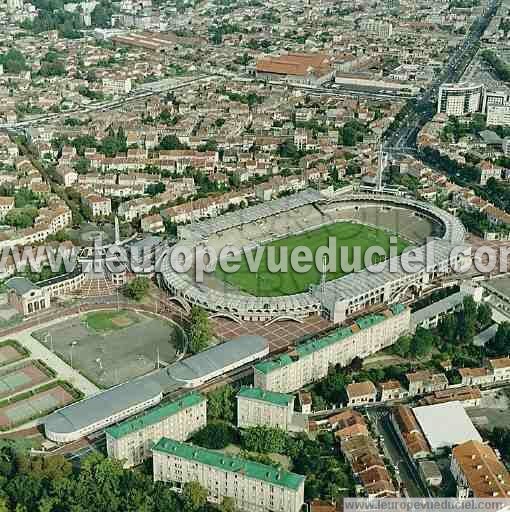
[
  {"left": 83, "top": 310, "right": 140, "bottom": 332},
  {"left": 215, "top": 221, "right": 410, "bottom": 296}
]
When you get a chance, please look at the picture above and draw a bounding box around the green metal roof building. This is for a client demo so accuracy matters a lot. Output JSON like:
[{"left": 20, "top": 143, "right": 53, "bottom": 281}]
[
  {"left": 106, "top": 392, "right": 207, "bottom": 468},
  {"left": 153, "top": 437, "right": 305, "bottom": 512}
]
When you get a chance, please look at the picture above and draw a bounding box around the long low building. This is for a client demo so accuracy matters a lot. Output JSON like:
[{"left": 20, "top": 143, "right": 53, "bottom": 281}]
[
  {"left": 44, "top": 335, "right": 268, "bottom": 443},
  {"left": 153, "top": 437, "right": 305, "bottom": 512},
  {"left": 106, "top": 392, "right": 206, "bottom": 468},
  {"left": 167, "top": 335, "right": 269, "bottom": 388},
  {"left": 254, "top": 304, "right": 410, "bottom": 393},
  {"left": 44, "top": 379, "right": 163, "bottom": 443}
]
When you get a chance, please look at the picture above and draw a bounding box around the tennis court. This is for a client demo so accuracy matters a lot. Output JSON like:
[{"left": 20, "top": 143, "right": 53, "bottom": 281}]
[
  {"left": 0, "top": 364, "right": 50, "bottom": 399},
  {"left": 0, "top": 385, "right": 73, "bottom": 429},
  {"left": 0, "top": 343, "right": 26, "bottom": 367}
]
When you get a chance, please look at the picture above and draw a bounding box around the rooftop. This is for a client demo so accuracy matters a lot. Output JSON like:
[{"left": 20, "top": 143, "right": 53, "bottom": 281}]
[
  {"left": 153, "top": 437, "right": 305, "bottom": 491},
  {"left": 106, "top": 392, "right": 205, "bottom": 440},
  {"left": 237, "top": 386, "right": 294, "bottom": 408},
  {"left": 412, "top": 401, "right": 482, "bottom": 451}
]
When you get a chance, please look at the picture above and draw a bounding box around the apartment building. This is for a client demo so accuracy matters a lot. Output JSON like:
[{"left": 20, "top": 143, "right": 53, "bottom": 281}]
[
  {"left": 152, "top": 438, "right": 305, "bottom": 512},
  {"left": 102, "top": 76, "right": 132, "bottom": 95},
  {"left": 391, "top": 406, "right": 431, "bottom": 461},
  {"left": 451, "top": 440, "right": 510, "bottom": 498},
  {"left": 106, "top": 392, "right": 206, "bottom": 468},
  {"left": 0, "top": 196, "right": 14, "bottom": 219},
  {"left": 236, "top": 386, "right": 295, "bottom": 431},
  {"left": 487, "top": 103, "right": 510, "bottom": 127},
  {"left": 254, "top": 305, "right": 410, "bottom": 394},
  {"left": 437, "top": 83, "right": 484, "bottom": 116}
]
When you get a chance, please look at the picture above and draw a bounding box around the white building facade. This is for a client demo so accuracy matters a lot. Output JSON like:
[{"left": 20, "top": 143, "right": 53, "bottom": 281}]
[
  {"left": 438, "top": 83, "right": 485, "bottom": 116},
  {"left": 236, "top": 386, "right": 295, "bottom": 431},
  {"left": 254, "top": 305, "right": 410, "bottom": 393},
  {"left": 106, "top": 392, "right": 206, "bottom": 468},
  {"left": 153, "top": 437, "right": 305, "bottom": 512}
]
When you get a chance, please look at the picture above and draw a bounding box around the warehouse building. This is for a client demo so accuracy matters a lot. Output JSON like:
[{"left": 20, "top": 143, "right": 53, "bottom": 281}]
[
  {"left": 236, "top": 386, "right": 295, "bottom": 431},
  {"left": 106, "top": 392, "right": 206, "bottom": 468},
  {"left": 254, "top": 305, "right": 410, "bottom": 393},
  {"left": 412, "top": 402, "right": 482, "bottom": 452},
  {"left": 44, "top": 379, "right": 163, "bottom": 443},
  {"left": 168, "top": 335, "right": 269, "bottom": 388},
  {"left": 153, "top": 437, "right": 305, "bottom": 512}
]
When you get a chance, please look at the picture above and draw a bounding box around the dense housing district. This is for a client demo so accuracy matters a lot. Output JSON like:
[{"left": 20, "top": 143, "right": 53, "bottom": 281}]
[{"left": 2, "top": 0, "right": 510, "bottom": 510}]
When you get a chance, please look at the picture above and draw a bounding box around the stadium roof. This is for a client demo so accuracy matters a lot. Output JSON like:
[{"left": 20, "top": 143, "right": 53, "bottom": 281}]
[
  {"left": 44, "top": 379, "right": 163, "bottom": 436},
  {"left": 179, "top": 189, "right": 322, "bottom": 240},
  {"left": 237, "top": 386, "right": 294, "bottom": 407},
  {"left": 153, "top": 437, "right": 305, "bottom": 490},
  {"left": 106, "top": 392, "right": 205, "bottom": 440},
  {"left": 319, "top": 239, "right": 470, "bottom": 310},
  {"left": 412, "top": 401, "right": 482, "bottom": 451},
  {"left": 167, "top": 335, "right": 268, "bottom": 384}
]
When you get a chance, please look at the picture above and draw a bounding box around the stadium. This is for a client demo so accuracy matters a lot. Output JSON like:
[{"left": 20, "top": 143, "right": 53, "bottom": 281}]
[{"left": 159, "top": 190, "right": 469, "bottom": 324}]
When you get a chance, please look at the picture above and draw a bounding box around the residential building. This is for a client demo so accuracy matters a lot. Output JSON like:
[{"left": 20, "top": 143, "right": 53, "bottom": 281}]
[
  {"left": 346, "top": 381, "right": 377, "bottom": 406},
  {"left": 405, "top": 370, "right": 448, "bottom": 396},
  {"left": 378, "top": 380, "right": 408, "bottom": 401},
  {"left": 391, "top": 406, "right": 431, "bottom": 460},
  {"left": 487, "top": 103, "right": 510, "bottom": 127},
  {"left": 106, "top": 392, "right": 206, "bottom": 468},
  {"left": 418, "top": 461, "right": 442, "bottom": 488},
  {"left": 437, "top": 83, "right": 484, "bottom": 116},
  {"left": 451, "top": 440, "right": 510, "bottom": 498},
  {"left": 0, "top": 196, "right": 14, "bottom": 219},
  {"left": 236, "top": 386, "right": 295, "bottom": 431},
  {"left": 141, "top": 214, "right": 165, "bottom": 233},
  {"left": 102, "top": 76, "right": 132, "bottom": 95},
  {"left": 254, "top": 305, "right": 410, "bottom": 394},
  {"left": 489, "top": 357, "right": 510, "bottom": 382},
  {"left": 152, "top": 438, "right": 305, "bottom": 512},
  {"left": 83, "top": 194, "right": 112, "bottom": 217}
]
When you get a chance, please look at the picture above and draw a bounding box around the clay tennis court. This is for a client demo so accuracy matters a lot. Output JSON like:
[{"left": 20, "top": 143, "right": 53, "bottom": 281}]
[
  {"left": 0, "top": 343, "right": 26, "bottom": 367},
  {"left": 0, "top": 385, "right": 74, "bottom": 429},
  {"left": 0, "top": 363, "right": 51, "bottom": 399}
]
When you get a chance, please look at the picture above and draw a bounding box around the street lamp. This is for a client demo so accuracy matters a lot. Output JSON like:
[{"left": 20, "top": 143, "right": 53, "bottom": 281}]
[{"left": 70, "top": 340, "right": 78, "bottom": 367}]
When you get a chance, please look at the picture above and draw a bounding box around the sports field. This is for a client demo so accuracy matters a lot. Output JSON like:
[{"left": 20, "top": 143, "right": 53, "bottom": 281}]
[
  {"left": 83, "top": 310, "right": 140, "bottom": 331},
  {"left": 33, "top": 310, "right": 177, "bottom": 388},
  {"left": 215, "top": 222, "right": 410, "bottom": 297}
]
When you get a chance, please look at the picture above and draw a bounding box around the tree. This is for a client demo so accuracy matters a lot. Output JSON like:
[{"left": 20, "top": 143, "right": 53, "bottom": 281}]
[
  {"left": 0, "top": 49, "right": 27, "bottom": 74},
  {"left": 207, "top": 385, "right": 235, "bottom": 423},
  {"left": 477, "top": 302, "right": 493, "bottom": 329},
  {"left": 409, "top": 327, "right": 435, "bottom": 358},
  {"left": 219, "top": 497, "right": 238, "bottom": 512},
  {"left": 158, "top": 135, "right": 186, "bottom": 151},
  {"left": 392, "top": 335, "right": 412, "bottom": 358},
  {"left": 191, "top": 422, "right": 237, "bottom": 449},
  {"left": 181, "top": 481, "right": 207, "bottom": 512},
  {"left": 123, "top": 277, "right": 150, "bottom": 301},
  {"left": 4, "top": 208, "right": 37, "bottom": 229},
  {"left": 488, "top": 322, "right": 510, "bottom": 355},
  {"left": 188, "top": 306, "right": 211, "bottom": 354},
  {"left": 241, "top": 426, "right": 288, "bottom": 454}
]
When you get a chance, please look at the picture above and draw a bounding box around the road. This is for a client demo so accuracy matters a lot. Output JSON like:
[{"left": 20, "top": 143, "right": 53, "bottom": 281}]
[
  {"left": 385, "top": 0, "right": 501, "bottom": 153},
  {"left": 367, "top": 407, "right": 429, "bottom": 498}
]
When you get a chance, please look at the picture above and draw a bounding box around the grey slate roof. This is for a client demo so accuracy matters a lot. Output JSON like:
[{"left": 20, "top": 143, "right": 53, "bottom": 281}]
[
  {"left": 5, "top": 277, "right": 39, "bottom": 295},
  {"left": 44, "top": 378, "right": 163, "bottom": 436},
  {"left": 168, "top": 335, "right": 268, "bottom": 384}
]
